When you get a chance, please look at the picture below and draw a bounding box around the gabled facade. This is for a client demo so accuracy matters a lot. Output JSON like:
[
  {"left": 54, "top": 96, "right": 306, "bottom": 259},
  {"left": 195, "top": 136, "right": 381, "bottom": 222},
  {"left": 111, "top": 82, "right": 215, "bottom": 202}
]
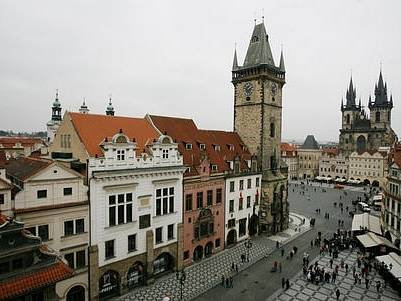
[
  {"left": 0, "top": 137, "right": 47, "bottom": 159},
  {"left": 0, "top": 168, "right": 12, "bottom": 216},
  {"left": 2, "top": 157, "right": 89, "bottom": 301},
  {"left": 88, "top": 131, "right": 185, "bottom": 300},
  {"left": 297, "top": 135, "right": 322, "bottom": 179},
  {"left": 281, "top": 143, "right": 298, "bottom": 180}
]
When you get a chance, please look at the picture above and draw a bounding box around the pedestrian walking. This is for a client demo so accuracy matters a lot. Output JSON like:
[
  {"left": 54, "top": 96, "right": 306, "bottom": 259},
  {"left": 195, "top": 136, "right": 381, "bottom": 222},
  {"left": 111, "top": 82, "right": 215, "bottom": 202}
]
[
  {"left": 281, "top": 249, "right": 285, "bottom": 257},
  {"left": 330, "top": 259, "right": 333, "bottom": 269},
  {"left": 225, "top": 277, "right": 229, "bottom": 288},
  {"left": 336, "top": 289, "right": 340, "bottom": 300},
  {"left": 365, "top": 278, "right": 369, "bottom": 289},
  {"left": 231, "top": 262, "right": 235, "bottom": 270},
  {"left": 221, "top": 274, "right": 225, "bottom": 287},
  {"left": 285, "top": 279, "right": 290, "bottom": 290},
  {"left": 229, "top": 276, "right": 233, "bottom": 288},
  {"left": 235, "top": 264, "right": 238, "bottom": 273},
  {"left": 281, "top": 277, "right": 285, "bottom": 289},
  {"left": 279, "top": 261, "right": 282, "bottom": 273},
  {"left": 276, "top": 240, "right": 280, "bottom": 249},
  {"left": 376, "top": 281, "right": 381, "bottom": 293}
]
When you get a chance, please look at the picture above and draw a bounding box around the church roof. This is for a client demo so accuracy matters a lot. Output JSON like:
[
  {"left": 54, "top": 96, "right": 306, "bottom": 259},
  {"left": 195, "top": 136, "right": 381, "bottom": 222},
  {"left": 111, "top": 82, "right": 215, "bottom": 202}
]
[
  {"left": 345, "top": 77, "right": 356, "bottom": 107},
  {"left": 374, "top": 70, "right": 388, "bottom": 105},
  {"left": 243, "top": 22, "right": 275, "bottom": 68},
  {"left": 299, "top": 135, "right": 319, "bottom": 150}
]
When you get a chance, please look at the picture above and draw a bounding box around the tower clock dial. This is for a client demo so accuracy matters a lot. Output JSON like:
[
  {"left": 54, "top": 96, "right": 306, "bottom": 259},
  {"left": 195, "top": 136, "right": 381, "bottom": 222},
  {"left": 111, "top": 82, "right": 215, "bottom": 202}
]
[{"left": 243, "top": 82, "right": 254, "bottom": 97}]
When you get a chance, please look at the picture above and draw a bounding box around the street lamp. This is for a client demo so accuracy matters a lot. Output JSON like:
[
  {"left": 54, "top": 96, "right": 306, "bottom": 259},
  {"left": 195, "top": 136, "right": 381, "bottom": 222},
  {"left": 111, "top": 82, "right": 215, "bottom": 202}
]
[
  {"left": 244, "top": 239, "right": 253, "bottom": 262},
  {"left": 176, "top": 269, "right": 186, "bottom": 301}
]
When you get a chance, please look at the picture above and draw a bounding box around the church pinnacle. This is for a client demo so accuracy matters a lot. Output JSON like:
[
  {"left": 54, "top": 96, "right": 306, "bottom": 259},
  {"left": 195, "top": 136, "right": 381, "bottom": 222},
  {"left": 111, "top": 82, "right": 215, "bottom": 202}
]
[{"left": 345, "top": 76, "right": 356, "bottom": 107}]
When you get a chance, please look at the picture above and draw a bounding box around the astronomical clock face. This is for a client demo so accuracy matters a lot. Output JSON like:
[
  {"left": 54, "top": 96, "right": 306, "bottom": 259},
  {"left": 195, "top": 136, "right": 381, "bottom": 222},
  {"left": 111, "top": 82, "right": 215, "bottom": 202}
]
[{"left": 243, "top": 82, "right": 254, "bottom": 97}]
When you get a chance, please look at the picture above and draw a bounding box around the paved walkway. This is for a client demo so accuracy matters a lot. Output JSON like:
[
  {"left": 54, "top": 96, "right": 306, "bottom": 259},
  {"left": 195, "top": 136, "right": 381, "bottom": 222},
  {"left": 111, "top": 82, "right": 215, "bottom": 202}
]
[
  {"left": 267, "top": 249, "right": 400, "bottom": 301},
  {"left": 115, "top": 212, "right": 310, "bottom": 301}
]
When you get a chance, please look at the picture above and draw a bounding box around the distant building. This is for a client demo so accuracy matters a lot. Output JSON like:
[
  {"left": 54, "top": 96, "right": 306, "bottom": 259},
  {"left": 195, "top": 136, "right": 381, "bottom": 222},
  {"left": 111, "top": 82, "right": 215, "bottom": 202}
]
[
  {"left": 348, "top": 149, "right": 389, "bottom": 187},
  {"left": 318, "top": 151, "right": 348, "bottom": 181},
  {"left": 0, "top": 215, "right": 74, "bottom": 300},
  {"left": 383, "top": 143, "right": 401, "bottom": 247},
  {"left": 338, "top": 72, "right": 397, "bottom": 157},
  {"left": 281, "top": 143, "right": 298, "bottom": 180},
  {"left": 0, "top": 137, "right": 47, "bottom": 159},
  {"left": 297, "top": 135, "right": 321, "bottom": 179}
]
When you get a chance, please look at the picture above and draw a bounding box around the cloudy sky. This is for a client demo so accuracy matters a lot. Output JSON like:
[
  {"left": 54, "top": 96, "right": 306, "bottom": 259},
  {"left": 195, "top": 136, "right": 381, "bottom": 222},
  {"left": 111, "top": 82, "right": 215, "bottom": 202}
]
[{"left": 0, "top": 0, "right": 400, "bottom": 142}]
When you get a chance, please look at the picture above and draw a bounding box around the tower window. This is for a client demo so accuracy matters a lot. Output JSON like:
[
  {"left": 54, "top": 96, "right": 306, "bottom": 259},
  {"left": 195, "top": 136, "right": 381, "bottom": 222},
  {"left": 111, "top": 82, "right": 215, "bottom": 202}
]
[
  {"left": 375, "top": 111, "right": 380, "bottom": 123},
  {"left": 251, "top": 35, "right": 259, "bottom": 43},
  {"left": 346, "top": 114, "right": 350, "bottom": 124},
  {"left": 388, "top": 112, "right": 391, "bottom": 122},
  {"left": 270, "top": 122, "right": 275, "bottom": 138},
  {"left": 246, "top": 97, "right": 250, "bottom": 101}
]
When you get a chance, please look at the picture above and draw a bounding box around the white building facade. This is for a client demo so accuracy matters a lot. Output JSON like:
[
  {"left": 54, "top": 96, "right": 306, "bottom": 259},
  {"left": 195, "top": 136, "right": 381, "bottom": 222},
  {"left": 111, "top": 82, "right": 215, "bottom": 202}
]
[
  {"left": 88, "top": 132, "right": 185, "bottom": 300},
  {"left": 348, "top": 151, "right": 388, "bottom": 187},
  {"left": 318, "top": 153, "right": 348, "bottom": 180},
  {"left": 225, "top": 172, "right": 261, "bottom": 245}
]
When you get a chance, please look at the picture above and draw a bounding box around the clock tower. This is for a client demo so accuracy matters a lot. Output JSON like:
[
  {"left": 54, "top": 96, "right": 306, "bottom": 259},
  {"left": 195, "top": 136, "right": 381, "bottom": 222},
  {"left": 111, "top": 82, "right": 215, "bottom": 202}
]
[{"left": 232, "top": 21, "right": 288, "bottom": 234}]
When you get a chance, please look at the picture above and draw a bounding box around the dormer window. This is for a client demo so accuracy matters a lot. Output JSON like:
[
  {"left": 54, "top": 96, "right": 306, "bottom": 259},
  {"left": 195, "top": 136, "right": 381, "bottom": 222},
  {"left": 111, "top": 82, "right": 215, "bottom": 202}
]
[
  {"left": 199, "top": 144, "right": 206, "bottom": 150},
  {"left": 211, "top": 165, "right": 218, "bottom": 171},
  {"left": 162, "top": 149, "right": 169, "bottom": 159},
  {"left": 117, "top": 150, "right": 125, "bottom": 161},
  {"left": 185, "top": 143, "right": 192, "bottom": 150},
  {"left": 214, "top": 145, "right": 220, "bottom": 151},
  {"left": 228, "top": 144, "right": 234, "bottom": 151}
]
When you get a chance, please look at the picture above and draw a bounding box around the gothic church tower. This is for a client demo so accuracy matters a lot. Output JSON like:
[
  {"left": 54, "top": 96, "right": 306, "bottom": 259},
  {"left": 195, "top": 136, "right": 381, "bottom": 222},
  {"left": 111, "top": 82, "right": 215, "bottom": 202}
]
[{"left": 232, "top": 21, "right": 288, "bottom": 234}]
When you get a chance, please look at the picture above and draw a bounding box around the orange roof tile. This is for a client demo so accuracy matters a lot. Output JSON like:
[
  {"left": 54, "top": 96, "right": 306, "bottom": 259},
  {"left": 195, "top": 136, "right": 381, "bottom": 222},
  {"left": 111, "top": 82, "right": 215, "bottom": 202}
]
[
  {"left": 0, "top": 137, "right": 45, "bottom": 148},
  {"left": 322, "top": 147, "right": 338, "bottom": 156},
  {"left": 0, "top": 261, "right": 73, "bottom": 300},
  {"left": 392, "top": 144, "right": 401, "bottom": 167},
  {"left": 149, "top": 115, "right": 252, "bottom": 176},
  {"left": 69, "top": 112, "right": 159, "bottom": 157}
]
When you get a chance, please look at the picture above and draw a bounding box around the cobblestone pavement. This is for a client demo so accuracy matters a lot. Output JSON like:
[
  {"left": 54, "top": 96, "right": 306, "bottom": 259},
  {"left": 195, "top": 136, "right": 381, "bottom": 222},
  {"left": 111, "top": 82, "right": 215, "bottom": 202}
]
[
  {"left": 114, "top": 212, "right": 310, "bottom": 301},
  {"left": 267, "top": 250, "right": 400, "bottom": 301}
]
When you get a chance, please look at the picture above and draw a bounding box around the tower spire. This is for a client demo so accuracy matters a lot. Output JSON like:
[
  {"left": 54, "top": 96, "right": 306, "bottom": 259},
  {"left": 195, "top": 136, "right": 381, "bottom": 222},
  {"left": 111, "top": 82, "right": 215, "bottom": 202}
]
[
  {"left": 106, "top": 94, "right": 115, "bottom": 116},
  {"left": 279, "top": 45, "right": 285, "bottom": 72},
  {"left": 345, "top": 76, "right": 356, "bottom": 107},
  {"left": 232, "top": 47, "right": 239, "bottom": 71}
]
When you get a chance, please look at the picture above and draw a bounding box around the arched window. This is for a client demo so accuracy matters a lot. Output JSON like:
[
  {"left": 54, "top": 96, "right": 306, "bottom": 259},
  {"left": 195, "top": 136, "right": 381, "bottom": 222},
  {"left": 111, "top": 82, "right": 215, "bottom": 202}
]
[
  {"left": 270, "top": 122, "right": 275, "bottom": 138},
  {"left": 346, "top": 114, "right": 350, "bottom": 124},
  {"left": 375, "top": 111, "right": 380, "bottom": 123}
]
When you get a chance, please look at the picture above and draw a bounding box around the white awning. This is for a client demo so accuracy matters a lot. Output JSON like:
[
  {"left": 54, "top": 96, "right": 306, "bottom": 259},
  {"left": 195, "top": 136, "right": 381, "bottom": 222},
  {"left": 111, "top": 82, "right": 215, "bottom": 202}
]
[
  {"left": 357, "top": 232, "right": 394, "bottom": 249},
  {"left": 373, "top": 194, "right": 383, "bottom": 201},
  {"left": 315, "top": 176, "right": 323, "bottom": 180},
  {"left": 352, "top": 213, "right": 381, "bottom": 235},
  {"left": 375, "top": 252, "right": 401, "bottom": 279}
]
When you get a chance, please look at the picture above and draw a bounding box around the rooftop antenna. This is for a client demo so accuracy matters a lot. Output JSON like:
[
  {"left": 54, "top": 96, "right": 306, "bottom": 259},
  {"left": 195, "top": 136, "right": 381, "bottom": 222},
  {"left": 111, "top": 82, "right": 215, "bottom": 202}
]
[{"left": 253, "top": 10, "right": 257, "bottom": 25}]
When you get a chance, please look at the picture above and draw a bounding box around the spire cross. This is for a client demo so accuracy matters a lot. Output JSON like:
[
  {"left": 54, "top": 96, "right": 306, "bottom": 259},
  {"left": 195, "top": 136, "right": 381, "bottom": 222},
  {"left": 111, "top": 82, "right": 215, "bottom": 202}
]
[{"left": 262, "top": 9, "right": 264, "bottom": 23}]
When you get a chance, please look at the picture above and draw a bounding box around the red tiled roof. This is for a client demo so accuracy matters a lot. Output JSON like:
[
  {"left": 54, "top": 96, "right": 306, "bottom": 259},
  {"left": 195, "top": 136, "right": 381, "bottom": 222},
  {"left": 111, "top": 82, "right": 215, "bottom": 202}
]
[
  {"left": 69, "top": 112, "right": 159, "bottom": 157},
  {"left": 2, "top": 157, "right": 52, "bottom": 181},
  {"left": 0, "top": 137, "right": 45, "bottom": 148},
  {"left": 281, "top": 143, "right": 297, "bottom": 157},
  {"left": 149, "top": 115, "right": 252, "bottom": 176},
  {"left": 0, "top": 261, "right": 73, "bottom": 300},
  {"left": 322, "top": 147, "right": 338, "bottom": 156}
]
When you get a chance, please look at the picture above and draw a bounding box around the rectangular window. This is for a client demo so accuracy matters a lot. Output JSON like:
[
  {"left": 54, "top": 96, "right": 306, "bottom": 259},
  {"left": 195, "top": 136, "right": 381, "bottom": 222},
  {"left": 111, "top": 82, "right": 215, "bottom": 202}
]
[
  {"left": 156, "top": 227, "right": 163, "bottom": 244},
  {"left": 37, "top": 190, "right": 47, "bottom": 199},
  {"left": 197, "top": 191, "right": 203, "bottom": 209},
  {"left": 168, "top": 224, "right": 174, "bottom": 240},
  {"left": 117, "top": 149, "right": 125, "bottom": 160},
  {"left": 207, "top": 190, "right": 213, "bottom": 206},
  {"left": 0, "top": 194, "right": 5, "bottom": 205},
  {"left": 109, "top": 206, "right": 116, "bottom": 226},
  {"left": 118, "top": 204, "right": 125, "bottom": 224},
  {"left": 185, "top": 194, "right": 193, "bottom": 211},
  {"left": 156, "top": 187, "right": 175, "bottom": 216},
  {"left": 228, "top": 218, "right": 235, "bottom": 228},
  {"left": 239, "top": 218, "right": 247, "bottom": 237},
  {"left": 215, "top": 238, "right": 221, "bottom": 248},
  {"left": 75, "top": 219, "right": 84, "bottom": 234},
  {"left": 76, "top": 250, "right": 86, "bottom": 269},
  {"left": 229, "top": 181, "right": 235, "bottom": 192},
  {"left": 63, "top": 187, "right": 72, "bottom": 196},
  {"left": 239, "top": 197, "right": 243, "bottom": 210},
  {"left": 216, "top": 189, "right": 222, "bottom": 203},
  {"left": 126, "top": 203, "right": 132, "bottom": 223},
  {"left": 38, "top": 225, "right": 49, "bottom": 241},
  {"left": 128, "top": 234, "right": 137, "bottom": 252},
  {"left": 247, "top": 179, "right": 252, "bottom": 189},
  {"left": 247, "top": 196, "right": 251, "bottom": 208},
  {"left": 0, "top": 262, "right": 9, "bottom": 274},
  {"left": 12, "top": 258, "right": 23, "bottom": 270},
  {"left": 184, "top": 251, "right": 189, "bottom": 260},
  {"left": 64, "top": 220, "right": 74, "bottom": 236},
  {"left": 105, "top": 240, "right": 115, "bottom": 259},
  {"left": 229, "top": 199, "right": 234, "bottom": 213},
  {"left": 65, "top": 253, "right": 74, "bottom": 269},
  {"left": 139, "top": 214, "right": 151, "bottom": 229},
  {"left": 239, "top": 180, "right": 244, "bottom": 190},
  {"left": 108, "top": 193, "right": 133, "bottom": 226},
  {"left": 256, "top": 178, "right": 260, "bottom": 187},
  {"left": 162, "top": 149, "right": 169, "bottom": 159}
]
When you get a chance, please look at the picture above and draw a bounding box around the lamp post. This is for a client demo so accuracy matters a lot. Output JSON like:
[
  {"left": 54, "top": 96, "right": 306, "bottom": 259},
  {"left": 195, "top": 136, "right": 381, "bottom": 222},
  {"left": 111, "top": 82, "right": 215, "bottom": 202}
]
[
  {"left": 244, "top": 238, "right": 253, "bottom": 262},
  {"left": 176, "top": 269, "right": 186, "bottom": 301}
]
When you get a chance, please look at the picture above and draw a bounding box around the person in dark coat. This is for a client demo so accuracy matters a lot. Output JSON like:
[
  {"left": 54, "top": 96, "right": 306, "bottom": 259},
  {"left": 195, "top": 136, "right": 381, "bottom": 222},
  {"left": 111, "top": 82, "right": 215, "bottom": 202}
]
[
  {"left": 285, "top": 279, "right": 290, "bottom": 290},
  {"left": 336, "top": 288, "right": 340, "bottom": 300},
  {"left": 281, "top": 277, "right": 285, "bottom": 289}
]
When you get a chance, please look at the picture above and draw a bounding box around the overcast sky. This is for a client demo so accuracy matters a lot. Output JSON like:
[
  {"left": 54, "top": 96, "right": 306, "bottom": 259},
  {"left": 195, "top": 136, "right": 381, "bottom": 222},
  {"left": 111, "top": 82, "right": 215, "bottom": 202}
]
[{"left": 1, "top": 0, "right": 400, "bottom": 142}]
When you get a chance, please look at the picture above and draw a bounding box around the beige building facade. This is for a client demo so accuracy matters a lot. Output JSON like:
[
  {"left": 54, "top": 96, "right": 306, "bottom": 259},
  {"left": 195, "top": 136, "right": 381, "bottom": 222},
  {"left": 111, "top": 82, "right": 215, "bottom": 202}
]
[
  {"left": 297, "top": 135, "right": 321, "bottom": 180},
  {"left": 318, "top": 153, "right": 348, "bottom": 180},
  {"left": 348, "top": 150, "right": 388, "bottom": 187}
]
